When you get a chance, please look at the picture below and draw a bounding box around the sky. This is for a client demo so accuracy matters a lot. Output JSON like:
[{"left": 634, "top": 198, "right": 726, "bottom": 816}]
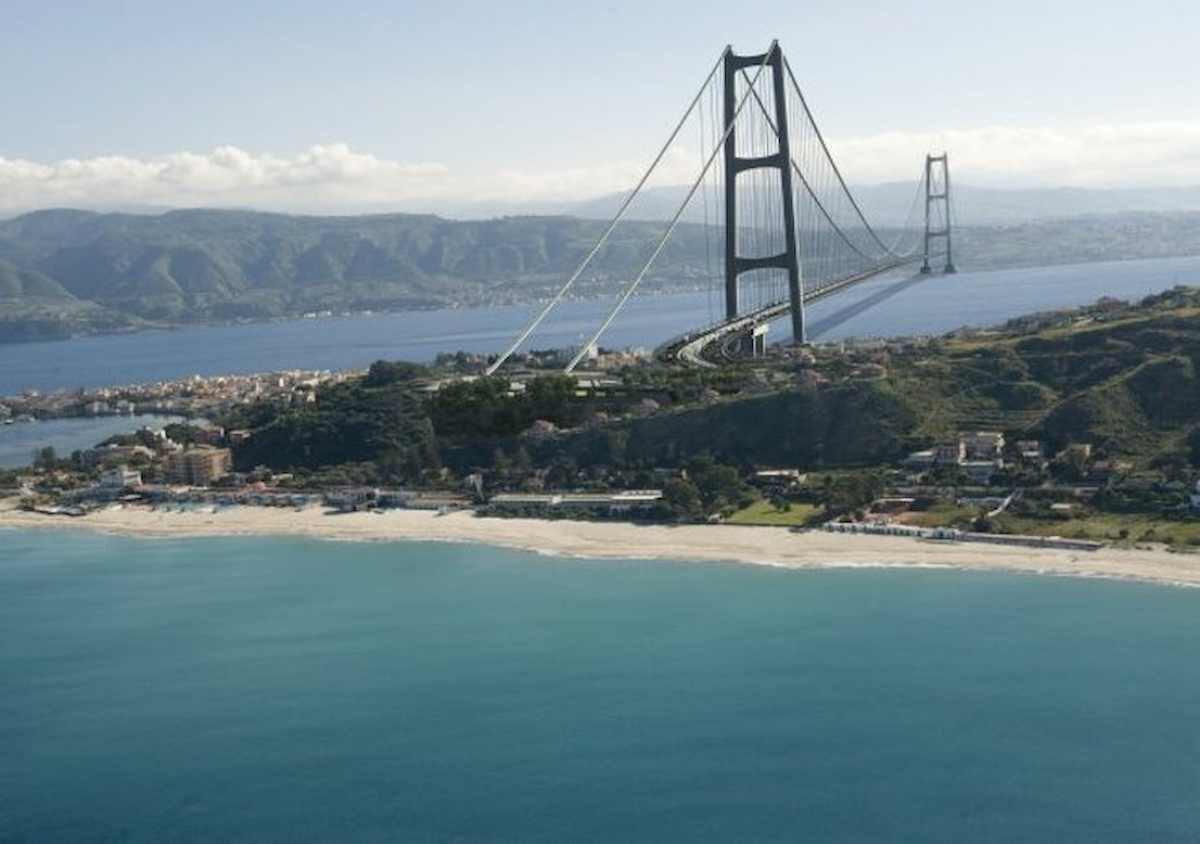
[{"left": 1, "top": 0, "right": 1198, "bottom": 214}]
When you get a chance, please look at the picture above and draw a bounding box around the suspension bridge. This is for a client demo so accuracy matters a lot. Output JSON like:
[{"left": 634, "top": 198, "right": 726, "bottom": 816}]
[{"left": 488, "top": 40, "right": 957, "bottom": 373}]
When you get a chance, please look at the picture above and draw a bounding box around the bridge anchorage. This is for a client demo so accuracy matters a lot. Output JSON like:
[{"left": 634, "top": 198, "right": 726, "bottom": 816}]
[{"left": 487, "top": 41, "right": 955, "bottom": 374}]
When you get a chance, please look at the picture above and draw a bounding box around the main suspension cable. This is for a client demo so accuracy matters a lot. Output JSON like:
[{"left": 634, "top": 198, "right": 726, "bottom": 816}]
[
  {"left": 564, "top": 46, "right": 776, "bottom": 372},
  {"left": 486, "top": 46, "right": 732, "bottom": 375}
]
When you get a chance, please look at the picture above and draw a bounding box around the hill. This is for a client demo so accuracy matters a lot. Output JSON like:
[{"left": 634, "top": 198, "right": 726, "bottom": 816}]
[
  {"left": 0, "top": 209, "right": 712, "bottom": 340},
  {"left": 220, "top": 287, "right": 1200, "bottom": 487},
  {"left": 1, "top": 206, "right": 1199, "bottom": 342}
]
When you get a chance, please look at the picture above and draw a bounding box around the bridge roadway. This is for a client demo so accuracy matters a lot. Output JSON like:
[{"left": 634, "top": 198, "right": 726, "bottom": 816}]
[{"left": 658, "top": 258, "right": 920, "bottom": 367}]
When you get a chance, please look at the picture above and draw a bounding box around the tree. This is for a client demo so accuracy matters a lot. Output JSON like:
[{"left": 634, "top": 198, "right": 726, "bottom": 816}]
[
  {"left": 492, "top": 447, "right": 512, "bottom": 474},
  {"left": 164, "top": 423, "right": 204, "bottom": 446},
  {"left": 662, "top": 478, "right": 704, "bottom": 521},
  {"left": 685, "top": 458, "right": 753, "bottom": 513},
  {"left": 972, "top": 513, "right": 993, "bottom": 533},
  {"left": 514, "top": 446, "right": 533, "bottom": 474},
  {"left": 31, "top": 446, "right": 57, "bottom": 470},
  {"left": 364, "top": 360, "right": 428, "bottom": 387},
  {"left": 1188, "top": 427, "right": 1200, "bottom": 467},
  {"left": 605, "top": 430, "right": 629, "bottom": 467},
  {"left": 825, "top": 471, "right": 885, "bottom": 516}
]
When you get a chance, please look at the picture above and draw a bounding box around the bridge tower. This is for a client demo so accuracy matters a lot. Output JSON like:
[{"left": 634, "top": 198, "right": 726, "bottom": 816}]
[
  {"left": 723, "top": 43, "right": 805, "bottom": 343},
  {"left": 921, "top": 153, "right": 957, "bottom": 274}
]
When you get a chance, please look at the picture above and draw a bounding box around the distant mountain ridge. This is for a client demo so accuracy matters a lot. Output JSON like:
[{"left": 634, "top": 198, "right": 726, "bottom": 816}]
[
  {"left": 440, "top": 183, "right": 1200, "bottom": 225},
  {"left": 1, "top": 204, "right": 1199, "bottom": 344},
  {"left": 0, "top": 209, "right": 712, "bottom": 340}
]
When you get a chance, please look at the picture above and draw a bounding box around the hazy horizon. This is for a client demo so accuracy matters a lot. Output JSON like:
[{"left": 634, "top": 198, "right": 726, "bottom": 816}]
[{"left": 5, "top": 179, "right": 1200, "bottom": 227}]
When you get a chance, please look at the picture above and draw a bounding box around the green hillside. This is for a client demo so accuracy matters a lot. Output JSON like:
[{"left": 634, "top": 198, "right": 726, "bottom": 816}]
[
  {"left": 218, "top": 288, "right": 1200, "bottom": 487},
  {"left": 0, "top": 259, "right": 73, "bottom": 300},
  {"left": 0, "top": 209, "right": 714, "bottom": 330},
  {"left": 3, "top": 206, "right": 1199, "bottom": 343}
]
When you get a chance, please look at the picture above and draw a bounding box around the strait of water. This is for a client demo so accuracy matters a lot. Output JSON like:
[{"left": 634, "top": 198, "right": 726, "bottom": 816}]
[
  {"left": 2, "top": 530, "right": 1199, "bottom": 842},
  {"left": 2, "top": 254, "right": 1199, "bottom": 397},
  {"left": 2, "top": 254, "right": 1197, "bottom": 467}
]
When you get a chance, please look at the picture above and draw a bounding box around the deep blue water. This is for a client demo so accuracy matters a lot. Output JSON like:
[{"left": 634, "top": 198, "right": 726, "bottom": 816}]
[
  {"left": 2, "top": 254, "right": 1199, "bottom": 397},
  {"left": 2, "top": 530, "right": 1199, "bottom": 842}
]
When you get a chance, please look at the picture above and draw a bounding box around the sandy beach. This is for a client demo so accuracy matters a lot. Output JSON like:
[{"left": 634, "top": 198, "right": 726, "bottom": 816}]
[{"left": 4, "top": 500, "right": 1200, "bottom": 587}]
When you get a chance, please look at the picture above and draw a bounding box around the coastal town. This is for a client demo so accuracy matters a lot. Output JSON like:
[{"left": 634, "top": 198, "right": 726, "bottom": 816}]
[
  {"left": 7, "top": 289, "right": 1200, "bottom": 559},
  {"left": 0, "top": 409, "right": 1129, "bottom": 554},
  {"left": 0, "top": 367, "right": 355, "bottom": 424},
  {"left": 0, "top": 368, "right": 1189, "bottom": 559}
]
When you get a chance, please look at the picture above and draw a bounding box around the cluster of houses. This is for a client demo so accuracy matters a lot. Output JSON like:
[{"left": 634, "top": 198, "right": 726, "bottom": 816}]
[
  {"left": 904, "top": 432, "right": 1136, "bottom": 488},
  {"left": 2, "top": 368, "right": 352, "bottom": 423},
  {"left": 903, "top": 431, "right": 1018, "bottom": 484},
  {"left": 82, "top": 424, "right": 236, "bottom": 487}
]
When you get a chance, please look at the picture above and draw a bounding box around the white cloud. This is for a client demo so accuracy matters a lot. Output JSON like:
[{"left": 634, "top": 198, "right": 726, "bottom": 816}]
[
  {"left": 490, "top": 146, "right": 702, "bottom": 201},
  {"left": 2, "top": 121, "right": 1200, "bottom": 216},
  {"left": 484, "top": 120, "right": 1200, "bottom": 204},
  {"left": 0, "top": 144, "right": 449, "bottom": 213},
  {"left": 832, "top": 121, "right": 1200, "bottom": 188}
]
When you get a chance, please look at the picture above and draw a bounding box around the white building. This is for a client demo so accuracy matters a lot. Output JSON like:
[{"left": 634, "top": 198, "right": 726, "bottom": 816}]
[
  {"left": 962, "top": 431, "right": 1005, "bottom": 461},
  {"left": 100, "top": 466, "right": 142, "bottom": 489}
]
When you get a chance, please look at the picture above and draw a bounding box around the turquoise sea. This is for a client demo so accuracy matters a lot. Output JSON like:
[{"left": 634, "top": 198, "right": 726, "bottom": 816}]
[{"left": 3, "top": 529, "right": 1199, "bottom": 842}]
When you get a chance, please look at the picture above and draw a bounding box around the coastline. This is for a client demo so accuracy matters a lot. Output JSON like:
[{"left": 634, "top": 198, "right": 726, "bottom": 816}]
[{"left": 4, "top": 501, "right": 1200, "bottom": 588}]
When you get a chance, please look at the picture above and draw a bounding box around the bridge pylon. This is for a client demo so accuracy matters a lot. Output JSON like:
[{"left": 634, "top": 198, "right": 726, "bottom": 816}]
[
  {"left": 723, "top": 42, "right": 805, "bottom": 344},
  {"left": 921, "top": 153, "right": 957, "bottom": 274}
]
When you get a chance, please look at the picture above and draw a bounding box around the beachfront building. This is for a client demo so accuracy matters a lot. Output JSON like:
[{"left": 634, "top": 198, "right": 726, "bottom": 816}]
[
  {"left": 489, "top": 490, "right": 663, "bottom": 517},
  {"left": 165, "top": 446, "right": 233, "bottom": 486},
  {"left": 100, "top": 466, "right": 142, "bottom": 489},
  {"left": 324, "top": 488, "right": 380, "bottom": 512}
]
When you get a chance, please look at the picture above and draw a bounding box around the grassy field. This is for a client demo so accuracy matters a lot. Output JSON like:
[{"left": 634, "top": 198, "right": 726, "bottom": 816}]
[
  {"left": 725, "top": 500, "right": 824, "bottom": 527},
  {"left": 726, "top": 496, "right": 1200, "bottom": 548},
  {"left": 992, "top": 512, "right": 1200, "bottom": 547},
  {"left": 899, "top": 503, "right": 979, "bottom": 528}
]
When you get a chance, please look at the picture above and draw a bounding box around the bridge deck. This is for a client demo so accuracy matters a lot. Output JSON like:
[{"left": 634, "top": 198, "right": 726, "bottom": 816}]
[{"left": 659, "top": 258, "right": 918, "bottom": 367}]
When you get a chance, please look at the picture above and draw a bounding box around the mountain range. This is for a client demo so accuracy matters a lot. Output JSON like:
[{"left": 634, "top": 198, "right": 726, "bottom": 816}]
[
  {"left": 1, "top": 196, "right": 1199, "bottom": 343},
  {"left": 0, "top": 209, "right": 716, "bottom": 341},
  {"left": 429, "top": 183, "right": 1200, "bottom": 226}
]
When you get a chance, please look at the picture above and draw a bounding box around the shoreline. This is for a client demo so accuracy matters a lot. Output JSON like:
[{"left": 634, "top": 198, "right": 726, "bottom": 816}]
[{"left": 4, "top": 502, "right": 1200, "bottom": 588}]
